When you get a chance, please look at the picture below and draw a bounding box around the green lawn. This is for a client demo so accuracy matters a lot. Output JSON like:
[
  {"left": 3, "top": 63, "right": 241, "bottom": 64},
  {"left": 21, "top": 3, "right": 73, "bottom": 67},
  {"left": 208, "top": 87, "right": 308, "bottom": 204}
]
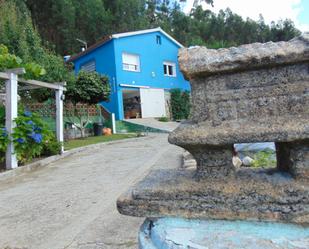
[{"left": 64, "top": 134, "right": 137, "bottom": 150}]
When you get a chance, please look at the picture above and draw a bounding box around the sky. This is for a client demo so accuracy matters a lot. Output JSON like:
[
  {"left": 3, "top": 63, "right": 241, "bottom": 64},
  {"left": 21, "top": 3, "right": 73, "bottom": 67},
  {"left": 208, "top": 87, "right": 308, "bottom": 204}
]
[{"left": 183, "top": 0, "right": 309, "bottom": 32}]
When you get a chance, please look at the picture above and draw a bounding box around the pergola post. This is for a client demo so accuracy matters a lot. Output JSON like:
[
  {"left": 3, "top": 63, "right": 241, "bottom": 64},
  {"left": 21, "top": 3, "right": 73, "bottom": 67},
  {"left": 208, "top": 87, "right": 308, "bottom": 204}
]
[
  {"left": 5, "top": 69, "right": 25, "bottom": 169},
  {"left": 56, "top": 89, "right": 64, "bottom": 154},
  {"left": 112, "top": 113, "right": 117, "bottom": 134},
  {"left": 1, "top": 69, "right": 66, "bottom": 167}
]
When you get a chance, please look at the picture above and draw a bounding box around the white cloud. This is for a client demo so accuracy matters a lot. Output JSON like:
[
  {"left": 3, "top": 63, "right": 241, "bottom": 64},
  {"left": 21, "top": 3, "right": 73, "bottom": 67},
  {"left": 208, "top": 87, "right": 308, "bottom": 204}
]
[{"left": 183, "top": 0, "right": 308, "bottom": 31}]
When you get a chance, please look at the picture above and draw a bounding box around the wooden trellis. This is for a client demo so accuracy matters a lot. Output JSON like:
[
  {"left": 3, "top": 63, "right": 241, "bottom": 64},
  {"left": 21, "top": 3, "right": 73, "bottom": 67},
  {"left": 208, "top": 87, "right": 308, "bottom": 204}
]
[
  {"left": 23, "top": 102, "right": 100, "bottom": 118},
  {"left": 0, "top": 68, "right": 66, "bottom": 170}
]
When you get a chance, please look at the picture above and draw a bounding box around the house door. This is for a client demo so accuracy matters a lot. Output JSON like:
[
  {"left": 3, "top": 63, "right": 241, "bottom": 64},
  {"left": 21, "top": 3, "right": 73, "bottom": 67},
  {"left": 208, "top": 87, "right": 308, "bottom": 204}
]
[{"left": 140, "top": 88, "right": 166, "bottom": 118}]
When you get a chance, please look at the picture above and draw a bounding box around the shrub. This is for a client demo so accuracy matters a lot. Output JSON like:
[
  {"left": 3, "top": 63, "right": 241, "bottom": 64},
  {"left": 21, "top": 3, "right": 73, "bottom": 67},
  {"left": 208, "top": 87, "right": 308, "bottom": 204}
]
[
  {"left": 0, "top": 44, "right": 46, "bottom": 80},
  {"left": 42, "top": 135, "right": 62, "bottom": 156},
  {"left": 251, "top": 149, "right": 276, "bottom": 168},
  {"left": 170, "top": 89, "right": 191, "bottom": 120},
  {"left": 12, "top": 110, "right": 55, "bottom": 163},
  {"left": 66, "top": 71, "right": 110, "bottom": 104},
  {"left": 0, "top": 127, "right": 9, "bottom": 162},
  {"left": 0, "top": 105, "right": 5, "bottom": 125}
]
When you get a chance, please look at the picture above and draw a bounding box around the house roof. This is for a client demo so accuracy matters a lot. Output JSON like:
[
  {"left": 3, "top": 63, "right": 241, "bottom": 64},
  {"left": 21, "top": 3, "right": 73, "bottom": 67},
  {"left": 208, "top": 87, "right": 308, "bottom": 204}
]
[{"left": 67, "top": 27, "right": 184, "bottom": 63}]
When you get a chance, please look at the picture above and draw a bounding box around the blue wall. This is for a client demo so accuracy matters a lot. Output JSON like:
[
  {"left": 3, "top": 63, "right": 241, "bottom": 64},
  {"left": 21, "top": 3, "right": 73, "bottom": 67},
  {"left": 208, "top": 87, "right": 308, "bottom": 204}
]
[
  {"left": 114, "top": 31, "right": 189, "bottom": 90},
  {"left": 113, "top": 31, "right": 190, "bottom": 119},
  {"left": 72, "top": 31, "right": 190, "bottom": 120},
  {"left": 72, "top": 40, "right": 122, "bottom": 118}
]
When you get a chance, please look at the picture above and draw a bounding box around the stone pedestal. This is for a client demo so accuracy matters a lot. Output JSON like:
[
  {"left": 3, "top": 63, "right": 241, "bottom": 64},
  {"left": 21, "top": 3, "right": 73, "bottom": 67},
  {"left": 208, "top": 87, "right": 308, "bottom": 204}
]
[
  {"left": 168, "top": 34, "right": 309, "bottom": 180},
  {"left": 117, "top": 34, "right": 309, "bottom": 248}
]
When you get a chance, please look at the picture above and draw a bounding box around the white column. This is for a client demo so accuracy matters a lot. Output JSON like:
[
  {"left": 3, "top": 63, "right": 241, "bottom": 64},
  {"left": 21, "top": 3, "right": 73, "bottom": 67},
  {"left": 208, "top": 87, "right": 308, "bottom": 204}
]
[
  {"left": 112, "top": 113, "right": 116, "bottom": 134},
  {"left": 56, "top": 89, "right": 64, "bottom": 154},
  {"left": 5, "top": 72, "right": 18, "bottom": 169}
]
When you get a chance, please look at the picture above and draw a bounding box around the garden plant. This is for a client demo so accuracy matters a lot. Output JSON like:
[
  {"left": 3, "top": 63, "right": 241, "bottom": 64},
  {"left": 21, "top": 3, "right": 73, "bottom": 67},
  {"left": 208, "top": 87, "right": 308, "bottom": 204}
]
[
  {"left": 170, "top": 88, "right": 191, "bottom": 120},
  {"left": 66, "top": 71, "right": 110, "bottom": 138},
  {"left": 0, "top": 109, "right": 61, "bottom": 164}
]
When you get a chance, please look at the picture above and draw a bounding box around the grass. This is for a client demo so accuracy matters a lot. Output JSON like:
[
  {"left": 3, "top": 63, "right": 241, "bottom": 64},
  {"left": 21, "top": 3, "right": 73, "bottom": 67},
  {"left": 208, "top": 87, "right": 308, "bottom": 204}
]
[
  {"left": 251, "top": 149, "right": 276, "bottom": 168},
  {"left": 157, "top": 116, "right": 169, "bottom": 122},
  {"left": 240, "top": 149, "right": 276, "bottom": 168},
  {"left": 64, "top": 134, "right": 137, "bottom": 150}
]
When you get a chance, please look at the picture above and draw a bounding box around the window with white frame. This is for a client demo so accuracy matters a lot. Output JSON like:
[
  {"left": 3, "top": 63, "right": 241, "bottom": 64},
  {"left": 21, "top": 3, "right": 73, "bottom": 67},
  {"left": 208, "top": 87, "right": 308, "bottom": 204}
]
[
  {"left": 163, "top": 61, "right": 176, "bottom": 77},
  {"left": 81, "top": 60, "right": 96, "bottom": 72},
  {"left": 122, "top": 53, "right": 140, "bottom": 72}
]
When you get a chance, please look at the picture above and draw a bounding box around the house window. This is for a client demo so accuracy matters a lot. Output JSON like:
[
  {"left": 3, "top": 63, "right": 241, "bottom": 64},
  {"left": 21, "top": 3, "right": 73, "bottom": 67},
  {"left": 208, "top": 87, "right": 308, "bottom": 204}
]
[
  {"left": 122, "top": 53, "right": 140, "bottom": 72},
  {"left": 81, "top": 60, "right": 96, "bottom": 72},
  {"left": 156, "top": 35, "right": 162, "bottom": 45},
  {"left": 163, "top": 61, "right": 176, "bottom": 77}
]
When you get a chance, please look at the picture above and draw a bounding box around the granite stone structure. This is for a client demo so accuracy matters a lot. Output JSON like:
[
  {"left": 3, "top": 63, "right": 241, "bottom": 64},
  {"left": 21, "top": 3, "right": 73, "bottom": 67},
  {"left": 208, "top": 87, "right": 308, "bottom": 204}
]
[
  {"left": 170, "top": 33, "right": 309, "bottom": 180},
  {"left": 117, "top": 34, "right": 309, "bottom": 248}
]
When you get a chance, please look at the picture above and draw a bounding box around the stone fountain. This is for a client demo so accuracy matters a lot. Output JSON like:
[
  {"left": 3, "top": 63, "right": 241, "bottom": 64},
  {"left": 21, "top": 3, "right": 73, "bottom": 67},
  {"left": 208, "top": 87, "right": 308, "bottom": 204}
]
[{"left": 117, "top": 34, "right": 309, "bottom": 248}]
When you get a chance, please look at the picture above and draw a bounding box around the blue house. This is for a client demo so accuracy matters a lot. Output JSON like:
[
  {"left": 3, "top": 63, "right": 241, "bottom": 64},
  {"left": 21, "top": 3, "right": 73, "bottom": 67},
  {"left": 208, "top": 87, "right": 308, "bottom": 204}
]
[{"left": 68, "top": 28, "right": 190, "bottom": 120}]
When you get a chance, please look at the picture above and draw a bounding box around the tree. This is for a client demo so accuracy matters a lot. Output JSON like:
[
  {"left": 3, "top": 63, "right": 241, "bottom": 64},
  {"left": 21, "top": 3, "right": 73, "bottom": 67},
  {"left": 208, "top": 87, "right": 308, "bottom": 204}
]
[
  {"left": 0, "top": 44, "right": 45, "bottom": 80},
  {"left": 22, "top": 0, "right": 301, "bottom": 55},
  {"left": 0, "top": 0, "right": 73, "bottom": 103},
  {"left": 66, "top": 71, "right": 111, "bottom": 137},
  {"left": 25, "top": 0, "right": 149, "bottom": 54},
  {"left": 2, "top": 0, "right": 301, "bottom": 60},
  {"left": 179, "top": 0, "right": 214, "bottom": 7}
]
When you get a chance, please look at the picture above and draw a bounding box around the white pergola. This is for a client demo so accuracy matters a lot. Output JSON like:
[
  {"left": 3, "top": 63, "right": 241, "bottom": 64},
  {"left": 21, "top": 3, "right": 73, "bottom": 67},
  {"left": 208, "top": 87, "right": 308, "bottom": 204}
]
[{"left": 0, "top": 68, "right": 66, "bottom": 170}]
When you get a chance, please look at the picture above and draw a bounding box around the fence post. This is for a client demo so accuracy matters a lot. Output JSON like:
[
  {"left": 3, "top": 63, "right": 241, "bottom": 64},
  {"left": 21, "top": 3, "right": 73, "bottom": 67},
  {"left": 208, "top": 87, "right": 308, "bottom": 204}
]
[
  {"left": 5, "top": 69, "right": 24, "bottom": 169},
  {"left": 112, "top": 113, "right": 116, "bottom": 134},
  {"left": 56, "top": 89, "right": 64, "bottom": 153}
]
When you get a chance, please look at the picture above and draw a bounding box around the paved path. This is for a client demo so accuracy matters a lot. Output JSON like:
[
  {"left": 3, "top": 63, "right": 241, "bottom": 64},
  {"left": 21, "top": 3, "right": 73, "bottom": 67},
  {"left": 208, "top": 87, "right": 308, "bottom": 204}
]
[
  {"left": 0, "top": 134, "right": 183, "bottom": 249},
  {"left": 124, "top": 118, "right": 180, "bottom": 132}
]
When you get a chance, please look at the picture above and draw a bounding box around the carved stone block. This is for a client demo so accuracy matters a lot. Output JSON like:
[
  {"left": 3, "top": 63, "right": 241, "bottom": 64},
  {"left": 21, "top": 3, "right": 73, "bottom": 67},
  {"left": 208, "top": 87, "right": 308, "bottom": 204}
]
[
  {"left": 169, "top": 33, "right": 309, "bottom": 179},
  {"left": 117, "top": 34, "right": 309, "bottom": 224}
]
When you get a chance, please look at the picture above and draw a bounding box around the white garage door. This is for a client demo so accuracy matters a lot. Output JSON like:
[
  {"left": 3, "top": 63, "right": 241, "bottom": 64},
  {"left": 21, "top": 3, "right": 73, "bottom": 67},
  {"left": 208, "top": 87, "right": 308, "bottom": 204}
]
[{"left": 140, "top": 88, "right": 166, "bottom": 118}]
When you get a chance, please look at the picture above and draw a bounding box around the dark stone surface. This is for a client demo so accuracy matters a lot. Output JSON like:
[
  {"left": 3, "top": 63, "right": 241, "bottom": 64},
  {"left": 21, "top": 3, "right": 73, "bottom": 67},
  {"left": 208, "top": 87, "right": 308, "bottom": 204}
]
[{"left": 117, "top": 168, "right": 309, "bottom": 224}]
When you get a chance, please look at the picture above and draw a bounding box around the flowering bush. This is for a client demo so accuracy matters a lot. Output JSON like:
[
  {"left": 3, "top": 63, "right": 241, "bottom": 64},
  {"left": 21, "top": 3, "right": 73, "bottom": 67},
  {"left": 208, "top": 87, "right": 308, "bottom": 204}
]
[
  {"left": 0, "top": 127, "right": 9, "bottom": 162},
  {"left": 12, "top": 111, "right": 55, "bottom": 163}
]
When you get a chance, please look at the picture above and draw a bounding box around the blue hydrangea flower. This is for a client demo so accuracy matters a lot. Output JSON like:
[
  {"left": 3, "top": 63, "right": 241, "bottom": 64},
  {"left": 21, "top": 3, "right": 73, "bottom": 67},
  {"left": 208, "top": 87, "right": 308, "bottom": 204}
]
[
  {"left": 29, "top": 133, "right": 43, "bottom": 143},
  {"left": 34, "top": 126, "right": 42, "bottom": 132},
  {"left": 26, "top": 120, "right": 34, "bottom": 126},
  {"left": 24, "top": 111, "right": 32, "bottom": 117},
  {"left": 16, "top": 138, "right": 25, "bottom": 144}
]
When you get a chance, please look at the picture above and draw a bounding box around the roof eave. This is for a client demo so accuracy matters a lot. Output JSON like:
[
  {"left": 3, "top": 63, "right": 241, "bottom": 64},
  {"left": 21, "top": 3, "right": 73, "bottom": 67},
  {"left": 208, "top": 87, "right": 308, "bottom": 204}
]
[
  {"left": 112, "top": 27, "right": 184, "bottom": 48},
  {"left": 67, "top": 27, "right": 184, "bottom": 63},
  {"left": 66, "top": 36, "right": 113, "bottom": 63}
]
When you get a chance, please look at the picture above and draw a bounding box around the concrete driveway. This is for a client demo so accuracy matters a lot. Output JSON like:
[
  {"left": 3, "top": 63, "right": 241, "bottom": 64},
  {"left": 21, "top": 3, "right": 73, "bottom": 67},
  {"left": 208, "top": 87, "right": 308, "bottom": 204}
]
[
  {"left": 124, "top": 118, "right": 180, "bottom": 132},
  {"left": 0, "top": 134, "right": 183, "bottom": 249}
]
